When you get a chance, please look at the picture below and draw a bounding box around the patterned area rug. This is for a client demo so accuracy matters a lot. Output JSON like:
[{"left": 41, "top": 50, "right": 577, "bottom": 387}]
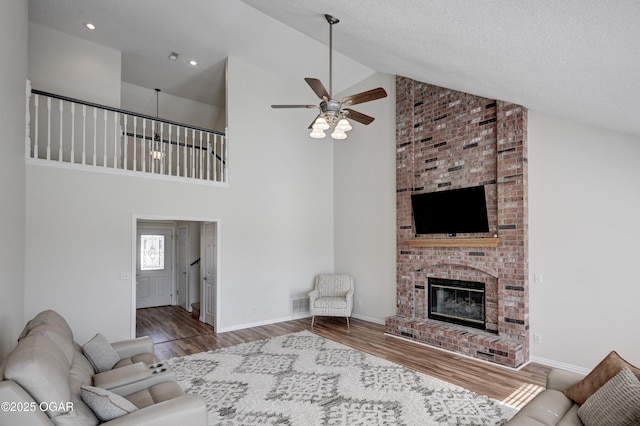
[{"left": 168, "top": 331, "right": 518, "bottom": 425}]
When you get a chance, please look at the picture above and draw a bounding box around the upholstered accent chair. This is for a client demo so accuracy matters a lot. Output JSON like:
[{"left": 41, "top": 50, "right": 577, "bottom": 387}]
[{"left": 309, "top": 274, "right": 354, "bottom": 328}]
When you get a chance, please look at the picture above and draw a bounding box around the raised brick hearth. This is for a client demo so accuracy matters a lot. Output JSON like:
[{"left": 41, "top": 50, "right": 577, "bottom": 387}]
[{"left": 385, "top": 77, "right": 529, "bottom": 368}]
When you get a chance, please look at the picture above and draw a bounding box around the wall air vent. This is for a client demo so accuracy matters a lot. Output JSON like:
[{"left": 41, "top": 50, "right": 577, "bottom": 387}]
[{"left": 291, "top": 297, "right": 310, "bottom": 314}]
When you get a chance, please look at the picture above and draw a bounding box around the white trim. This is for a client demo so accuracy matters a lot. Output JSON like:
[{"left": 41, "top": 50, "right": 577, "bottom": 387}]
[
  {"left": 26, "top": 157, "right": 229, "bottom": 187},
  {"left": 351, "top": 313, "right": 385, "bottom": 325},
  {"left": 217, "top": 313, "right": 312, "bottom": 333},
  {"left": 385, "top": 333, "right": 531, "bottom": 372},
  {"left": 530, "top": 356, "right": 591, "bottom": 375}
]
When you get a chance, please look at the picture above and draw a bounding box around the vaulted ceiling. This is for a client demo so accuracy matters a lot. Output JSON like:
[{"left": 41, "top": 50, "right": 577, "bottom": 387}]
[{"left": 28, "top": 0, "right": 640, "bottom": 137}]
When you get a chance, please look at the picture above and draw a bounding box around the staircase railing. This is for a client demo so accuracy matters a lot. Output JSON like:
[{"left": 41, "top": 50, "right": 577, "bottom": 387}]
[{"left": 25, "top": 83, "right": 228, "bottom": 184}]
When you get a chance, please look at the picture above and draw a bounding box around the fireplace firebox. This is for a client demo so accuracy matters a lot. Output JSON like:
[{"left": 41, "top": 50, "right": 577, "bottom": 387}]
[{"left": 428, "top": 278, "right": 486, "bottom": 330}]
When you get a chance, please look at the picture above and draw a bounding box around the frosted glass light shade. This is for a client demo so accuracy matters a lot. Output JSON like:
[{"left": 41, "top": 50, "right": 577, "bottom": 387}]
[
  {"left": 336, "top": 118, "right": 352, "bottom": 132},
  {"left": 331, "top": 129, "right": 347, "bottom": 140},
  {"left": 312, "top": 116, "right": 330, "bottom": 130},
  {"left": 310, "top": 129, "right": 327, "bottom": 138}
]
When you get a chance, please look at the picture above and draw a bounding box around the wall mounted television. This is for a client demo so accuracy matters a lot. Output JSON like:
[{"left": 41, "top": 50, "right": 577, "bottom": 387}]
[{"left": 411, "top": 185, "right": 490, "bottom": 235}]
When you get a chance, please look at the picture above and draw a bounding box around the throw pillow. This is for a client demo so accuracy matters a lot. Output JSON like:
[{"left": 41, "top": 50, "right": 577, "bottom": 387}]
[
  {"left": 82, "top": 333, "right": 121, "bottom": 373},
  {"left": 81, "top": 385, "right": 138, "bottom": 422},
  {"left": 565, "top": 351, "right": 640, "bottom": 405},
  {"left": 577, "top": 367, "right": 640, "bottom": 426}
]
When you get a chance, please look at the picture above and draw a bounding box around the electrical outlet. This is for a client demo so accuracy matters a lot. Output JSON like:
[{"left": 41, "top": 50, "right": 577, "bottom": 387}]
[
  {"left": 534, "top": 334, "right": 542, "bottom": 344},
  {"left": 533, "top": 273, "right": 543, "bottom": 284},
  {"left": 119, "top": 272, "right": 131, "bottom": 280}
]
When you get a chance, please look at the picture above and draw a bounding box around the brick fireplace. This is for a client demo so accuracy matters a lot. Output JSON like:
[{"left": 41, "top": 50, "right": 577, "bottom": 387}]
[{"left": 385, "top": 77, "right": 529, "bottom": 368}]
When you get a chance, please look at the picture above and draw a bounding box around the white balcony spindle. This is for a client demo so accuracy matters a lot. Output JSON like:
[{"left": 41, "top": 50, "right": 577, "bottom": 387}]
[
  {"left": 46, "top": 97, "right": 51, "bottom": 160},
  {"left": 159, "top": 123, "right": 164, "bottom": 175},
  {"left": 133, "top": 116, "right": 137, "bottom": 172},
  {"left": 168, "top": 125, "right": 172, "bottom": 176},
  {"left": 92, "top": 108, "right": 97, "bottom": 166},
  {"left": 70, "top": 103, "right": 75, "bottom": 164},
  {"left": 141, "top": 119, "right": 146, "bottom": 173},
  {"left": 113, "top": 112, "right": 118, "bottom": 168},
  {"left": 150, "top": 121, "right": 155, "bottom": 174},
  {"left": 58, "top": 100, "right": 63, "bottom": 161},
  {"left": 82, "top": 105, "right": 86, "bottom": 165},
  {"left": 199, "top": 130, "right": 203, "bottom": 179},
  {"left": 176, "top": 126, "right": 181, "bottom": 177},
  {"left": 123, "top": 114, "right": 128, "bottom": 170},
  {"left": 34, "top": 94, "right": 39, "bottom": 159},
  {"left": 191, "top": 128, "right": 195, "bottom": 178},
  {"left": 183, "top": 127, "right": 187, "bottom": 177},
  {"left": 103, "top": 110, "right": 107, "bottom": 167},
  {"left": 206, "top": 133, "right": 211, "bottom": 181}
]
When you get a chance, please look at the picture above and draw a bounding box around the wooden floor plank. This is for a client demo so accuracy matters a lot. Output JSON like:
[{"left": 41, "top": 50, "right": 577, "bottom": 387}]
[{"left": 137, "top": 306, "right": 549, "bottom": 408}]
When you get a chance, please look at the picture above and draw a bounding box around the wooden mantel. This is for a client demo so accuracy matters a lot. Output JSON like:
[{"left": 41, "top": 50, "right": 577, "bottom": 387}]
[{"left": 406, "top": 238, "right": 500, "bottom": 248}]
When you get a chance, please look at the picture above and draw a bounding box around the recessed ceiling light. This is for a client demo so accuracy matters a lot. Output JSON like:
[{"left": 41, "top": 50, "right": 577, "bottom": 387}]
[
  {"left": 188, "top": 60, "right": 198, "bottom": 66},
  {"left": 168, "top": 51, "right": 179, "bottom": 61},
  {"left": 85, "top": 22, "right": 96, "bottom": 30}
]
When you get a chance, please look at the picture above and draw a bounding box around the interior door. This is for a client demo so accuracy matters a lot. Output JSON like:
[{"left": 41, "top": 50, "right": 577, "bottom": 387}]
[
  {"left": 202, "top": 222, "right": 216, "bottom": 326},
  {"left": 176, "top": 225, "right": 188, "bottom": 310},
  {"left": 136, "top": 228, "right": 174, "bottom": 308}
]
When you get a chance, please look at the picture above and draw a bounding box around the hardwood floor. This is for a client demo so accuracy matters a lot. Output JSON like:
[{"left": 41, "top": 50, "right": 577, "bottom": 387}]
[{"left": 137, "top": 306, "right": 550, "bottom": 408}]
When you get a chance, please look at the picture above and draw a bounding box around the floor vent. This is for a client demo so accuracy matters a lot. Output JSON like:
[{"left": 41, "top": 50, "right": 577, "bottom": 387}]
[{"left": 292, "top": 297, "right": 310, "bottom": 314}]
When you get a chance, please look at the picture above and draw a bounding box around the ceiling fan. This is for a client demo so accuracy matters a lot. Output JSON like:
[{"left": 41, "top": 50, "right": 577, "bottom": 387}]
[{"left": 271, "top": 14, "right": 387, "bottom": 140}]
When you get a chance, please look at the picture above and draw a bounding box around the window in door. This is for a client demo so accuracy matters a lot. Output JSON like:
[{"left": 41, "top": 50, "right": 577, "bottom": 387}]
[{"left": 140, "top": 235, "right": 165, "bottom": 271}]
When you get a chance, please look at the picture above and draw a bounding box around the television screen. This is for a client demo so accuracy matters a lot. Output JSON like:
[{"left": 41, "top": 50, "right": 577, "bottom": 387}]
[{"left": 411, "top": 185, "right": 490, "bottom": 235}]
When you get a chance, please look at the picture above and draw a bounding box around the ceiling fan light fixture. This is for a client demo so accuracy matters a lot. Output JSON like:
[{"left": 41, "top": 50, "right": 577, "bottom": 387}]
[
  {"left": 270, "top": 13, "right": 387, "bottom": 140},
  {"left": 312, "top": 116, "right": 330, "bottom": 131},
  {"left": 336, "top": 118, "right": 352, "bottom": 132},
  {"left": 310, "top": 128, "right": 327, "bottom": 138},
  {"left": 331, "top": 129, "right": 347, "bottom": 140}
]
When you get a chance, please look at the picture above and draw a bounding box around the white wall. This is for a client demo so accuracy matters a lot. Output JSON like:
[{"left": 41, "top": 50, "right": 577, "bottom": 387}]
[
  {"left": 28, "top": 22, "right": 121, "bottom": 108},
  {"left": 0, "top": 0, "right": 27, "bottom": 360},
  {"left": 333, "top": 73, "right": 397, "bottom": 324},
  {"left": 25, "top": 56, "right": 334, "bottom": 343},
  {"left": 121, "top": 82, "right": 225, "bottom": 132},
  {"left": 528, "top": 110, "right": 640, "bottom": 370}
]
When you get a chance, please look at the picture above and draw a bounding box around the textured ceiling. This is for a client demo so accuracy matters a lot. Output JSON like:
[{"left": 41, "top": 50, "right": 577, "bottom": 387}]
[
  {"left": 243, "top": 0, "right": 640, "bottom": 137},
  {"left": 28, "top": 0, "right": 640, "bottom": 137}
]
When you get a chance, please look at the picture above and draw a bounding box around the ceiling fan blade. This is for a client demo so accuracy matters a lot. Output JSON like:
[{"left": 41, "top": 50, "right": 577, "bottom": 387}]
[
  {"left": 271, "top": 104, "right": 317, "bottom": 109},
  {"left": 344, "top": 108, "right": 375, "bottom": 125},
  {"left": 305, "top": 78, "right": 330, "bottom": 100},
  {"left": 341, "top": 87, "right": 387, "bottom": 107}
]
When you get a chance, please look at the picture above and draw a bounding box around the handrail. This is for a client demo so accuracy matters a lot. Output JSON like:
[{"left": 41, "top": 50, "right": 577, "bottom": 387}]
[{"left": 31, "top": 89, "right": 224, "bottom": 136}]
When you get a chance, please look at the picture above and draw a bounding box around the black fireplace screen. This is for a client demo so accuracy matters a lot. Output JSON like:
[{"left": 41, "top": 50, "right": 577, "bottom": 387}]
[{"left": 428, "top": 278, "right": 485, "bottom": 330}]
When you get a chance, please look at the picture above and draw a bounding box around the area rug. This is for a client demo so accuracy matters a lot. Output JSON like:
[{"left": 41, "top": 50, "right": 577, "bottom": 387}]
[{"left": 167, "top": 331, "right": 518, "bottom": 425}]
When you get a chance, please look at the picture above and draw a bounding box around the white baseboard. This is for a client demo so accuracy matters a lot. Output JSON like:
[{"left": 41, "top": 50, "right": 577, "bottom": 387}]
[
  {"left": 351, "top": 313, "right": 385, "bottom": 325},
  {"left": 216, "top": 313, "right": 312, "bottom": 333},
  {"left": 530, "top": 356, "right": 590, "bottom": 375},
  {"left": 216, "top": 313, "right": 386, "bottom": 333}
]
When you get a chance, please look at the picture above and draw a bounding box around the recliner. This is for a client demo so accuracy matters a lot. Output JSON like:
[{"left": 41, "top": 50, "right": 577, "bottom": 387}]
[{"left": 0, "top": 310, "right": 207, "bottom": 425}]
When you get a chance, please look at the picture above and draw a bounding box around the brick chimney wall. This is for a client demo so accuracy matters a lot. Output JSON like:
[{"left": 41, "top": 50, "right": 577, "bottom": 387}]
[{"left": 386, "top": 76, "right": 529, "bottom": 368}]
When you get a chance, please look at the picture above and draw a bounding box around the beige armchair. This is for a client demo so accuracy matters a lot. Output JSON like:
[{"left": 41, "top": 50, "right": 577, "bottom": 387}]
[{"left": 309, "top": 274, "right": 354, "bottom": 328}]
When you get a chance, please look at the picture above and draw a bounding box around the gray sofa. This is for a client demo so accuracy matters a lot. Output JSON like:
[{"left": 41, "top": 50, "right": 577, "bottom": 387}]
[
  {"left": 0, "top": 310, "right": 207, "bottom": 425},
  {"left": 506, "top": 368, "right": 586, "bottom": 425},
  {"left": 508, "top": 350, "right": 640, "bottom": 426}
]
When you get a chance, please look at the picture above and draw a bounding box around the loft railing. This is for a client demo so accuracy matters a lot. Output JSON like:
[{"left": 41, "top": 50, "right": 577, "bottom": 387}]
[{"left": 25, "top": 83, "right": 228, "bottom": 184}]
